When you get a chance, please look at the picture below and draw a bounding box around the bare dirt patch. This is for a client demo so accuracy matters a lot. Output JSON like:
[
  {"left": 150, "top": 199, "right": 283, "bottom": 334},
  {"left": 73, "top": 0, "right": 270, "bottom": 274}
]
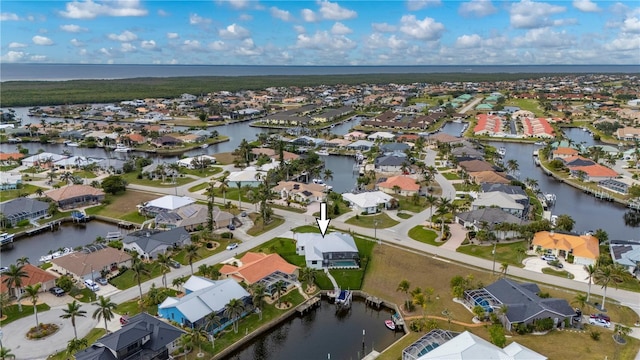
[
  {"left": 211, "top": 152, "right": 237, "bottom": 165},
  {"left": 99, "top": 191, "right": 158, "bottom": 218}
]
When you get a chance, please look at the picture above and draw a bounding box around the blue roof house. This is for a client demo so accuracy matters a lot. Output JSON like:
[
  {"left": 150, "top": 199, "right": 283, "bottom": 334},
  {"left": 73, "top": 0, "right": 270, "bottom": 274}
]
[{"left": 158, "top": 276, "right": 251, "bottom": 333}]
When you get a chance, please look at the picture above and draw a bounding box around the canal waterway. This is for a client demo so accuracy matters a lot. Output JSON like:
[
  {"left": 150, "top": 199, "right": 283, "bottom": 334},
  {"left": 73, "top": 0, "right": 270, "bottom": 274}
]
[{"left": 226, "top": 298, "right": 401, "bottom": 360}]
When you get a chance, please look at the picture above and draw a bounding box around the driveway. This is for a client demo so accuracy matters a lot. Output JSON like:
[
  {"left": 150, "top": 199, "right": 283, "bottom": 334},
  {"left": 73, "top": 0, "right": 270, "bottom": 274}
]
[{"left": 522, "top": 257, "right": 588, "bottom": 283}]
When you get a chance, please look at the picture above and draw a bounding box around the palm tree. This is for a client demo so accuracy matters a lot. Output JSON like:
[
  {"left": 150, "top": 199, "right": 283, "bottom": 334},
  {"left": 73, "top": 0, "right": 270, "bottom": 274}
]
[
  {"left": 131, "top": 258, "right": 150, "bottom": 301},
  {"left": 396, "top": 279, "right": 410, "bottom": 301},
  {"left": 250, "top": 283, "right": 266, "bottom": 320},
  {"left": 206, "top": 181, "right": 216, "bottom": 231},
  {"left": 219, "top": 171, "right": 230, "bottom": 206},
  {"left": 2, "top": 264, "right": 28, "bottom": 311},
  {"left": 593, "top": 265, "right": 623, "bottom": 311},
  {"left": 274, "top": 280, "right": 288, "bottom": 307},
  {"left": 0, "top": 347, "right": 15, "bottom": 360},
  {"left": 506, "top": 159, "right": 519, "bottom": 176},
  {"left": 499, "top": 262, "right": 509, "bottom": 277},
  {"left": 236, "top": 181, "right": 243, "bottom": 209},
  {"left": 92, "top": 296, "right": 117, "bottom": 333},
  {"left": 184, "top": 244, "right": 201, "bottom": 275},
  {"left": 572, "top": 293, "right": 588, "bottom": 314},
  {"left": 425, "top": 194, "right": 438, "bottom": 217},
  {"left": 172, "top": 276, "right": 187, "bottom": 293},
  {"left": 59, "top": 171, "right": 74, "bottom": 185},
  {"left": 156, "top": 253, "right": 171, "bottom": 288},
  {"left": 189, "top": 326, "right": 209, "bottom": 355},
  {"left": 16, "top": 256, "right": 29, "bottom": 266},
  {"left": 583, "top": 264, "right": 597, "bottom": 303},
  {"left": 66, "top": 338, "right": 88, "bottom": 355},
  {"left": 23, "top": 283, "right": 41, "bottom": 330},
  {"left": 298, "top": 267, "right": 317, "bottom": 291},
  {"left": 60, "top": 300, "right": 87, "bottom": 339},
  {"left": 323, "top": 169, "right": 334, "bottom": 183},
  {"left": 223, "top": 298, "right": 246, "bottom": 333},
  {"left": 0, "top": 292, "right": 10, "bottom": 319},
  {"left": 204, "top": 312, "right": 222, "bottom": 334}
]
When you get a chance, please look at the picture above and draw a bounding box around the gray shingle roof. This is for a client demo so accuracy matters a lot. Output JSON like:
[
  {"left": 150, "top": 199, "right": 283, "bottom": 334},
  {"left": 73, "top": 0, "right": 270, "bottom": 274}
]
[
  {"left": 0, "top": 198, "right": 49, "bottom": 217},
  {"left": 456, "top": 208, "right": 529, "bottom": 228},
  {"left": 123, "top": 227, "right": 190, "bottom": 254}
]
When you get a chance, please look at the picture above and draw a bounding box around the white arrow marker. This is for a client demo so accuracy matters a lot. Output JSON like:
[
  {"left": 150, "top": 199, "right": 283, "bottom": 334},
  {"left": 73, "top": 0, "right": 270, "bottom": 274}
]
[{"left": 316, "top": 202, "right": 331, "bottom": 237}]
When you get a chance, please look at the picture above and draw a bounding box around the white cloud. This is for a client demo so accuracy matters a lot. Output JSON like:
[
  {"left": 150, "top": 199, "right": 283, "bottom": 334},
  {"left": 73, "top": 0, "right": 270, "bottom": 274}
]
[
  {"left": 1, "top": 12, "right": 19, "bottom": 21},
  {"left": 621, "top": 17, "right": 640, "bottom": 33},
  {"left": 294, "top": 25, "right": 306, "bottom": 34},
  {"left": 399, "top": 15, "right": 445, "bottom": 41},
  {"left": 108, "top": 30, "right": 137, "bottom": 42},
  {"left": 30, "top": 55, "right": 47, "bottom": 62},
  {"left": 318, "top": 1, "right": 357, "bottom": 21},
  {"left": 455, "top": 34, "right": 483, "bottom": 48},
  {"left": 1, "top": 51, "right": 26, "bottom": 62},
  {"left": 120, "top": 43, "right": 136, "bottom": 52},
  {"left": 209, "top": 41, "right": 227, "bottom": 51},
  {"left": 406, "top": 0, "right": 442, "bottom": 11},
  {"left": 296, "top": 31, "right": 357, "bottom": 51},
  {"left": 605, "top": 33, "right": 640, "bottom": 51},
  {"left": 8, "top": 42, "right": 27, "bottom": 48},
  {"left": 331, "top": 22, "right": 352, "bottom": 35},
  {"left": 157, "top": 9, "right": 169, "bottom": 16},
  {"left": 32, "top": 35, "right": 54, "bottom": 45},
  {"left": 234, "top": 38, "right": 263, "bottom": 56},
  {"left": 270, "top": 7, "right": 291, "bottom": 21},
  {"left": 239, "top": 14, "right": 252, "bottom": 21},
  {"left": 372, "top": 22, "right": 396, "bottom": 33},
  {"left": 512, "top": 28, "right": 574, "bottom": 48},
  {"left": 217, "top": 0, "right": 250, "bottom": 9},
  {"left": 301, "top": 9, "right": 318, "bottom": 22},
  {"left": 572, "top": 0, "right": 600, "bottom": 12},
  {"left": 167, "top": 32, "right": 179, "bottom": 39},
  {"left": 141, "top": 40, "right": 156, "bottom": 50},
  {"left": 60, "top": 24, "right": 87, "bottom": 32},
  {"left": 219, "top": 23, "right": 250, "bottom": 39},
  {"left": 459, "top": 0, "right": 498, "bottom": 18},
  {"left": 99, "top": 47, "right": 112, "bottom": 57},
  {"left": 182, "top": 39, "right": 201, "bottom": 51},
  {"left": 59, "top": 0, "right": 147, "bottom": 19},
  {"left": 70, "top": 38, "right": 84, "bottom": 47},
  {"left": 509, "top": 0, "right": 566, "bottom": 29},
  {"left": 189, "top": 13, "right": 211, "bottom": 25}
]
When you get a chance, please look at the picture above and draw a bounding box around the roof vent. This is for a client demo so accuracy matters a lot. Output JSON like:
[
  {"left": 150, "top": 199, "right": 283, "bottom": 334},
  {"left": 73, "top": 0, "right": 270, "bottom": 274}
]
[{"left": 146, "top": 232, "right": 150, "bottom": 237}]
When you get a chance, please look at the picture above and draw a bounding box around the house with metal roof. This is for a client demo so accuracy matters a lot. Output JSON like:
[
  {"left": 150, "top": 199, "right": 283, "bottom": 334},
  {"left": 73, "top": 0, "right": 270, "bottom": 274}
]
[
  {"left": 123, "top": 227, "right": 191, "bottom": 260},
  {"left": 75, "top": 312, "right": 185, "bottom": 360},
  {"left": 471, "top": 191, "right": 526, "bottom": 218},
  {"left": 0, "top": 197, "right": 48, "bottom": 226},
  {"left": 609, "top": 240, "right": 640, "bottom": 277},
  {"left": 455, "top": 208, "right": 529, "bottom": 240},
  {"left": 342, "top": 191, "right": 394, "bottom": 214},
  {"left": 158, "top": 276, "right": 251, "bottom": 332},
  {"left": 137, "top": 195, "right": 196, "bottom": 217},
  {"left": 296, "top": 232, "right": 360, "bottom": 270}
]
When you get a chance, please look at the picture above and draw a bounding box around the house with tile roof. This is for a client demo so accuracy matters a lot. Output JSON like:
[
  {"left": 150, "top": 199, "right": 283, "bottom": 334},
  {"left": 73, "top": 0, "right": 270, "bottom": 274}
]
[
  {"left": 532, "top": 231, "right": 599, "bottom": 266},
  {"left": 0, "top": 152, "right": 25, "bottom": 163},
  {"left": 251, "top": 148, "right": 300, "bottom": 161},
  {"left": 158, "top": 277, "right": 251, "bottom": 332},
  {"left": 552, "top": 147, "right": 579, "bottom": 159},
  {"left": 568, "top": 164, "right": 618, "bottom": 182},
  {"left": 0, "top": 264, "right": 56, "bottom": 298},
  {"left": 123, "top": 227, "right": 191, "bottom": 260},
  {"left": 272, "top": 181, "right": 327, "bottom": 204},
  {"left": 220, "top": 252, "right": 299, "bottom": 296},
  {"left": 468, "top": 171, "right": 510, "bottom": 184},
  {"left": 44, "top": 184, "right": 105, "bottom": 209},
  {"left": 377, "top": 175, "right": 420, "bottom": 196},
  {"left": 458, "top": 159, "right": 497, "bottom": 173},
  {"left": 455, "top": 208, "right": 529, "bottom": 240},
  {"left": 50, "top": 246, "right": 132, "bottom": 282}
]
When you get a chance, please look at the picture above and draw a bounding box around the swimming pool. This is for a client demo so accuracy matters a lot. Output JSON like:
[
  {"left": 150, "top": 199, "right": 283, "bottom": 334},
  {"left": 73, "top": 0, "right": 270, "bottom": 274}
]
[{"left": 330, "top": 259, "right": 359, "bottom": 268}]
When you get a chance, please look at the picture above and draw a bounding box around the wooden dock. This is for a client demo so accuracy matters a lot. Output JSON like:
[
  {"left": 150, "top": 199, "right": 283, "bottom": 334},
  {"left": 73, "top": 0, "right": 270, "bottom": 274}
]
[
  {"left": 296, "top": 296, "right": 321, "bottom": 315},
  {"left": 365, "top": 295, "right": 382, "bottom": 309}
]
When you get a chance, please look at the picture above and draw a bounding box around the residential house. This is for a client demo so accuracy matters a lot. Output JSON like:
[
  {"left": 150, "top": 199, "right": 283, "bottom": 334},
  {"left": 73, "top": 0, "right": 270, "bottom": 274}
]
[
  {"left": 375, "top": 155, "right": 409, "bottom": 172},
  {"left": 342, "top": 191, "right": 394, "bottom": 214},
  {"left": 480, "top": 184, "right": 530, "bottom": 211},
  {"left": 471, "top": 191, "right": 526, "bottom": 218},
  {"left": 158, "top": 276, "right": 251, "bottom": 331},
  {"left": 21, "top": 152, "right": 68, "bottom": 168},
  {"left": 45, "top": 185, "right": 104, "bottom": 209},
  {"left": 425, "top": 133, "right": 464, "bottom": 145},
  {"left": 552, "top": 147, "right": 579, "bottom": 159},
  {"left": 568, "top": 164, "right": 618, "bottom": 182},
  {"left": 220, "top": 252, "right": 299, "bottom": 296},
  {"left": 0, "top": 264, "right": 56, "bottom": 298},
  {"left": 616, "top": 127, "right": 640, "bottom": 141},
  {"left": 343, "top": 131, "right": 367, "bottom": 140},
  {"left": 0, "top": 172, "right": 22, "bottom": 190},
  {"left": 176, "top": 155, "right": 217, "bottom": 169},
  {"left": 152, "top": 135, "right": 182, "bottom": 147},
  {"left": 154, "top": 204, "right": 237, "bottom": 231},
  {"left": 463, "top": 278, "right": 575, "bottom": 331},
  {"left": 0, "top": 152, "right": 25, "bottom": 164},
  {"left": 380, "top": 142, "right": 410, "bottom": 154},
  {"left": 367, "top": 132, "right": 395, "bottom": 141},
  {"left": 50, "top": 246, "right": 132, "bottom": 282},
  {"left": 251, "top": 148, "right": 299, "bottom": 161},
  {"left": 0, "top": 198, "right": 49, "bottom": 226},
  {"left": 227, "top": 169, "right": 264, "bottom": 188},
  {"left": 123, "top": 227, "right": 191, "bottom": 260},
  {"left": 137, "top": 195, "right": 196, "bottom": 217},
  {"left": 378, "top": 176, "right": 420, "bottom": 196},
  {"left": 346, "top": 140, "right": 374, "bottom": 151},
  {"left": 599, "top": 179, "right": 629, "bottom": 194},
  {"left": 458, "top": 159, "right": 497, "bottom": 174},
  {"left": 272, "top": 181, "right": 326, "bottom": 204},
  {"left": 532, "top": 231, "right": 599, "bottom": 266},
  {"left": 609, "top": 240, "right": 640, "bottom": 277},
  {"left": 455, "top": 208, "right": 528, "bottom": 240},
  {"left": 296, "top": 232, "right": 359, "bottom": 269},
  {"left": 451, "top": 146, "right": 484, "bottom": 159},
  {"left": 75, "top": 312, "right": 185, "bottom": 360},
  {"left": 468, "top": 171, "right": 510, "bottom": 184}
]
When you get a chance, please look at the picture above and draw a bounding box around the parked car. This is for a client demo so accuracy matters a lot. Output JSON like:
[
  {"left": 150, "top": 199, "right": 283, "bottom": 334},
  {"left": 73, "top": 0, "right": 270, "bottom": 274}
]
[
  {"left": 547, "top": 260, "right": 563, "bottom": 268},
  {"left": 84, "top": 279, "right": 100, "bottom": 292},
  {"left": 226, "top": 242, "right": 239, "bottom": 250},
  {"left": 227, "top": 224, "right": 236, "bottom": 230},
  {"left": 590, "top": 313, "right": 611, "bottom": 322},
  {"left": 120, "top": 315, "right": 130, "bottom": 325},
  {"left": 241, "top": 211, "right": 247, "bottom": 217},
  {"left": 96, "top": 278, "right": 108, "bottom": 286},
  {"left": 169, "top": 260, "right": 181, "bottom": 269},
  {"left": 49, "top": 286, "right": 65, "bottom": 297},
  {"left": 0, "top": 266, "right": 8, "bottom": 274},
  {"left": 589, "top": 317, "right": 610, "bottom": 328},
  {"left": 541, "top": 254, "right": 557, "bottom": 261}
]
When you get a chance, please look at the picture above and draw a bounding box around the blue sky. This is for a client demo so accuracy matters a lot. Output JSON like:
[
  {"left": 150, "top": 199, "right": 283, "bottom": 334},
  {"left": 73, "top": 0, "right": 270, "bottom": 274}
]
[{"left": 1, "top": 0, "right": 639, "bottom": 65}]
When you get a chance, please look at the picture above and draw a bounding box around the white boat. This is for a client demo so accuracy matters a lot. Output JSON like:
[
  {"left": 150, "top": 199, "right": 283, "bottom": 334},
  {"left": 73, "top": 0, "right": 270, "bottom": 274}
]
[
  {"left": 385, "top": 320, "right": 396, "bottom": 330},
  {"left": 65, "top": 141, "right": 79, "bottom": 147},
  {"left": 312, "top": 178, "right": 325, "bottom": 185},
  {"left": 335, "top": 289, "right": 352, "bottom": 311},
  {"left": 105, "top": 231, "right": 122, "bottom": 240},
  {"left": 534, "top": 141, "right": 545, "bottom": 146},
  {"left": 39, "top": 247, "right": 74, "bottom": 263},
  {"left": 201, "top": 143, "right": 209, "bottom": 149},
  {"left": 545, "top": 193, "right": 557, "bottom": 205},
  {"left": 0, "top": 233, "right": 15, "bottom": 245},
  {"left": 497, "top": 147, "right": 506, "bottom": 156},
  {"left": 532, "top": 149, "right": 539, "bottom": 156},
  {"left": 114, "top": 144, "right": 131, "bottom": 153},
  {"left": 315, "top": 149, "right": 330, "bottom": 156}
]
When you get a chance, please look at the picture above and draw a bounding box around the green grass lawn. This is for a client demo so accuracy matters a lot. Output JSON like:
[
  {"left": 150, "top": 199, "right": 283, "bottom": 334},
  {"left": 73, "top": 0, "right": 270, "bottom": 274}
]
[
  {"left": 408, "top": 225, "right": 442, "bottom": 246},
  {"left": 179, "top": 166, "right": 223, "bottom": 177},
  {"left": 344, "top": 212, "right": 399, "bottom": 229},
  {"left": 69, "top": 287, "right": 100, "bottom": 303},
  {"left": 73, "top": 170, "right": 97, "bottom": 179},
  {"left": 172, "top": 244, "right": 222, "bottom": 266},
  {"left": 211, "top": 188, "right": 256, "bottom": 206},
  {"left": 47, "top": 328, "right": 107, "bottom": 360},
  {"left": 504, "top": 98, "right": 544, "bottom": 116},
  {"left": 246, "top": 215, "right": 285, "bottom": 236},
  {"left": 270, "top": 203, "right": 307, "bottom": 213},
  {"left": 0, "top": 184, "right": 45, "bottom": 201},
  {"left": 120, "top": 172, "right": 196, "bottom": 188},
  {"left": 396, "top": 196, "right": 427, "bottom": 213},
  {"left": 115, "top": 298, "right": 159, "bottom": 317},
  {"left": 542, "top": 267, "right": 575, "bottom": 280},
  {"left": 442, "top": 172, "right": 461, "bottom": 180},
  {"left": 457, "top": 241, "right": 530, "bottom": 268},
  {"left": 397, "top": 212, "right": 413, "bottom": 219},
  {"left": 0, "top": 303, "right": 51, "bottom": 326},
  {"left": 188, "top": 182, "right": 209, "bottom": 192},
  {"left": 109, "top": 265, "right": 165, "bottom": 290},
  {"left": 292, "top": 225, "right": 321, "bottom": 233}
]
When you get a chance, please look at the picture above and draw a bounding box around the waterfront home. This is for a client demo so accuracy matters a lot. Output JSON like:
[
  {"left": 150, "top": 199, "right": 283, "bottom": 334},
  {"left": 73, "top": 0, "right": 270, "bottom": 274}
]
[
  {"left": 520, "top": 117, "right": 554, "bottom": 138},
  {"left": 599, "top": 179, "right": 630, "bottom": 194},
  {"left": 220, "top": 252, "right": 299, "bottom": 296},
  {"left": 377, "top": 175, "right": 420, "bottom": 196},
  {"left": 367, "top": 131, "right": 395, "bottom": 141},
  {"left": 0, "top": 171, "right": 22, "bottom": 190},
  {"left": 123, "top": 227, "right": 191, "bottom": 260},
  {"left": 473, "top": 114, "right": 505, "bottom": 136},
  {"left": 480, "top": 184, "right": 530, "bottom": 211},
  {"left": 50, "top": 246, "right": 132, "bottom": 282},
  {"left": 552, "top": 147, "right": 579, "bottom": 159},
  {"left": 451, "top": 145, "right": 484, "bottom": 159},
  {"left": 176, "top": 155, "right": 217, "bottom": 169},
  {"left": 0, "top": 198, "right": 49, "bottom": 226},
  {"left": 402, "top": 329, "right": 546, "bottom": 360},
  {"left": 616, "top": 127, "right": 640, "bottom": 141},
  {"left": 455, "top": 208, "right": 528, "bottom": 240},
  {"left": 380, "top": 142, "right": 410, "bottom": 154},
  {"left": 0, "top": 264, "right": 56, "bottom": 298},
  {"left": 468, "top": 171, "right": 510, "bottom": 184},
  {"left": 457, "top": 159, "right": 498, "bottom": 174},
  {"left": 325, "top": 138, "right": 351, "bottom": 148},
  {"left": 251, "top": 148, "right": 300, "bottom": 161},
  {"left": 346, "top": 139, "right": 374, "bottom": 151},
  {"left": 227, "top": 169, "right": 264, "bottom": 188},
  {"left": 609, "top": 240, "right": 640, "bottom": 277},
  {"left": 138, "top": 195, "right": 196, "bottom": 217},
  {"left": 152, "top": 135, "right": 182, "bottom": 147},
  {"left": 343, "top": 131, "right": 367, "bottom": 141},
  {"left": 471, "top": 191, "right": 526, "bottom": 219},
  {"left": 158, "top": 277, "right": 251, "bottom": 331},
  {"left": 463, "top": 278, "right": 575, "bottom": 332},
  {"left": 21, "top": 152, "right": 68, "bottom": 168},
  {"left": 45, "top": 185, "right": 105, "bottom": 209},
  {"left": 342, "top": 191, "right": 393, "bottom": 214},
  {"left": 154, "top": 204, "right": 237, "bottom": 231},
  {"left": 0, "top": 152, "right": 25, "bottom": 164},
  {"left": 272, "top": 181, "right": 326, "bottom": 204},
  {"left": 424, "top": 133, "right": 465, "bottom": 145},
  {"left": 75, "top": 312, "right": 185, "bottom": 360},
  {"left": 568, "top": 164, "right": 618, "bottom": 182},
  {"left": 290, "top": 136, "right": 325, "bottom": 146},
  {"left": 375, "top": 155, "right": 409, "bottom": 172},
  {"left": 532, "top": 231, "right": 599, "bottom": 266},
  {"left": 296, "top": 232, "right": 359, "bottom": 270}
]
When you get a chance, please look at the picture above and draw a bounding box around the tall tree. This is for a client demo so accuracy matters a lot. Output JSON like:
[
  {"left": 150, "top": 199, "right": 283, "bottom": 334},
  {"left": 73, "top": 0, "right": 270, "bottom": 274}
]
[
  {"left": 554, "top": 214, "right": 575, "bottom": 232},
  {"left": 2, "top": 264, "right": 28, "bottom": 311},
  {"left": 206, "top": 181, "right": 216, "bottom": 231},
  {"left": 274, "top": 280, "right": 288, "bottom": 307},
  {"left": 23, "top": 283, "right": 41, "bottom": 330},
  {"left": 223, "top": 298, "right": 246, "bottom": 333},
  {"left": 156, "top": 253, "right": 171, "bottom": 288},
  {"left": 249, "top": 283, "right": 266, "bottom": 320},
  {"left": 60, "top": 300, "right": 87, "bottom": 339},
  {"left": 0, "top": 347, "right": 15, "bottom": 360},
  {"left": 92, "top": 296, "right": 117, "bottom": 333},
  {"left": 583, "top": 264, "right": 597, "bottom": 303},
  {"left": 184, "top": 244, "right": 201, "bottom": 275},
  {"left": 131, "top": 258, "right": 150, "bottom": 301},
  {"left": 299, "top": 267, "right": 317, "bottom": 292},
  {"left": 16, "top": 257, "right": 29, "bottom": 266},
  {"left": 594, "top": 265, "right": 623, "bottom": 311},
  {"left": 219, "top": 171, "right": 230, "bottom": 207}
]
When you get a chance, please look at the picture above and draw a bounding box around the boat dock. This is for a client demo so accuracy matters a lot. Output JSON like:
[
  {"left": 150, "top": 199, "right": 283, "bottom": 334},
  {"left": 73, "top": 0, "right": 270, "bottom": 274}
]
[
  {"left": 365, "top": 295, "right": 382, "bottom": 309},
  {"left": 25, "top": 221, "right": 61, "bottom": 235},
  {"left": 391, "top": 312, "right": 405, "bottom": 329},
  {"left": 296, "top": 296, "right": 321, "bottom": 315}
]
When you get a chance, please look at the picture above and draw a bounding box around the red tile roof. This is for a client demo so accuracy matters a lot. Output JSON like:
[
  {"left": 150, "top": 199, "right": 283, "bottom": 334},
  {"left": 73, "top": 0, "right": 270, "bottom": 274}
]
[
  {"left": 0, "top": 264, "right": 56, "bottom": 293},
  {"left": 378, "top": 175, "right": 420, "bottom": 191},
  {"left": 219, "top": 252, "right": 298, "bottom": 284}
]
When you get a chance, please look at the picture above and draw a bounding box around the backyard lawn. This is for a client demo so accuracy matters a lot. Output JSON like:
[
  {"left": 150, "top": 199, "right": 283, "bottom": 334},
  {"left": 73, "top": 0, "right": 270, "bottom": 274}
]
[
  {"left": 456, "top": 241, "right": 529, "bottom": 268},
  {"left": 0, "top": 303, "right": 50, "bottom": 326},
  {"left": 408, "top": 225, "right": 442, "bottom": 246},
  {"left": 0, "top": 184, "right": 45, "bottom": 201},
  {"left": 246, "top": 214, "right": 285, "bottom": 236},
  {"left": 110, "top": 264, "right": 165, "bottom": 290},
  {"left": 442, "top": 172, "right": 460, "bottom": 180},
  {"left": 120, "top": 172, "right": 196, "bottom": 188},
  {"left": 84, "top": 190, "right": 157, "bottom": 220},
  {"left": 345, "top": 212, "right": 399, "bottom": 229}
]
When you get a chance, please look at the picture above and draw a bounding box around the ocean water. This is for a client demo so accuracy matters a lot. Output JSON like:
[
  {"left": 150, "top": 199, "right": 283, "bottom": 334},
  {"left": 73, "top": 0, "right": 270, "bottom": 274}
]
[{"left": 2, "top": 64, "right": 639, "bottom": 82}]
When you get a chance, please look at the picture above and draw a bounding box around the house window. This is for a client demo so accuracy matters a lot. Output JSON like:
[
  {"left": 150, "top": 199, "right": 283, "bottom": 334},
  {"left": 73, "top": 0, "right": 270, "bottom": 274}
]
[
  {"left": 301, "top": 246, "right": 304, "bottom": 251},
  {"left": 311, "top": 260, "right": 317, "bottom": 265}
]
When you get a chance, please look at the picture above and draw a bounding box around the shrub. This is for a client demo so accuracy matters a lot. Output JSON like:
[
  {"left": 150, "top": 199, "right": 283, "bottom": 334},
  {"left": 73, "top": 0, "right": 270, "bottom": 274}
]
[
  {"left": 221, "top": 232, "right": 233, "bottom": 239},
  {"left": 533, "top": 317, "right": 554, "bottom": 332},
  {"left": 404, "top": 299, "right": 415, "bottom": 312},
  {"left": 55, "top": 275, "right": 74, "bottom": 292},
  {"left": 17, "top": 219, "right": 30, "bottom": 227},
  {"left": 206, "top": 242, "right": 214, "bottom": 249},
  {"left": 590, "top": 330, "right": 601, "bottom": 340}
]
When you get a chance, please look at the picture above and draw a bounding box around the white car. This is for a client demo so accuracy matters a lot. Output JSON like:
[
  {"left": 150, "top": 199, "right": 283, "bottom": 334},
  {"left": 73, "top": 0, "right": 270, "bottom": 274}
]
[
  {"left": 84, "top": 279, "right": 100, "bottom": 292},
  {"left": 226, "top": 242, "right": 239, "bottom": 251},
  {"left": 589, "top": 318, "right": 610, "bottom": 328},
  {"left": 541, "top": 254, "right": 557, "bottom": 261}
]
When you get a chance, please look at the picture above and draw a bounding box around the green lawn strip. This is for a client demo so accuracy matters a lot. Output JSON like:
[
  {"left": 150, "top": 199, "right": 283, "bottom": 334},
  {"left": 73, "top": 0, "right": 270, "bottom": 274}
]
[
  {"left": 47, "top": 328, "right": 107, "bottom": 360},
  {"left": 246, "top": 216, "right": 285, "bottom": 236},
  {"left": 408, "top": 225, "right": 443, "bottom": 246},
  {"left": 110, "top": 265, "right": 165, "bottom": 290},
  {"left": 292, "top": 225, "right": 321, "bottom": 233},
  {"left": 188, "top": 182, "right": 209, "bottom": 192},
  {"left": 120, "top": 172, "right": 196, "bottom": 188},
  {"left": 395, "top": 196, "right": 426, "bottom": 213},
  {"left": 0, "top": 303, "right": 51, "bottom": 326},
  {"left": 442, "top": 172, "right": 460, "bottom": 180},
  {"left": 270, "top": 203, "right": 307, "bottom": 213},
  {"left": 179, "top": 166, "right": 223, "bottom": 177},
  {"left": 211, "top": 188, "right": 257, "bottom": 206},
  {"left": 542, "top": 267, "right": 575, "bottom": 280},
  {"left": 344, "top": 212, "right": 399, "bottom": 229},
  {"left": 456, "top": 241, "right": 529, "bottom": 268},
  {"left": 172, "top": 245, "right": 222, "bottom": 266},
  {"left": 0, "top": 184, "right": 45, "bottom": 201},
  {"left": 69, "top": 287, "right": 100, "bottom": 303},
  {"left": 115, "top": 298, "right": 159, "bottom": 317},
  {"left": 72, "top": 170, "right": 97, "bottom": 179},
  {"left": 396, "top": 212, "right": 413, "bottom": 219}
]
